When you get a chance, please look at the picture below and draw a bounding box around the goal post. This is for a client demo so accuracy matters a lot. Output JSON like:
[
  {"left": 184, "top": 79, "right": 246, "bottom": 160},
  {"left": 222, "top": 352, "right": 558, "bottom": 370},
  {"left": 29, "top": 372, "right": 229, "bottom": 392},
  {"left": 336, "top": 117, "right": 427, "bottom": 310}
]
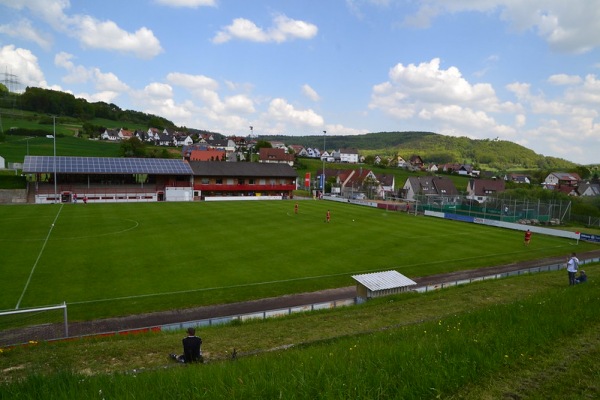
[{"left": 0, "top": 302, "right": 68, "bottom": 347}]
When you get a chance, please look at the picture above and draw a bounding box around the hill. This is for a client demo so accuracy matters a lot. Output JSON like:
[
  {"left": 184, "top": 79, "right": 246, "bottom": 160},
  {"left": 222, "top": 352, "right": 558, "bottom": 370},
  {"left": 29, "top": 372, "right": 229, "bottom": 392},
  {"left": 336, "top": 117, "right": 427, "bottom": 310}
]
[
  {"left": 260, "top": 131, "right": 577, "bottom": 170},
  {"left": 0, "top": 86, "right": 577, "bottom": 170}
]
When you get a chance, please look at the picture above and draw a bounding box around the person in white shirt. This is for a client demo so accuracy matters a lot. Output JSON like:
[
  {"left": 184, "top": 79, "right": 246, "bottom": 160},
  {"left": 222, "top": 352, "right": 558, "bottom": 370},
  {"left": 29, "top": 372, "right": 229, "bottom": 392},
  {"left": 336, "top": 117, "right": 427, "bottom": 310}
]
[{"left": 566, "top": 252, "right": 579, "bottom": 286}]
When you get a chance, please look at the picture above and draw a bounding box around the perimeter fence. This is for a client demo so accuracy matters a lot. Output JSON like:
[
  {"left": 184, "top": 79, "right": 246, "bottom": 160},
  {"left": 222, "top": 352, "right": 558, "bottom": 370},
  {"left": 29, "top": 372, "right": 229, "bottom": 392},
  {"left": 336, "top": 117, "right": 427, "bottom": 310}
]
[{"left": 414, "top": 194, "right": 572, "bottom": 224}]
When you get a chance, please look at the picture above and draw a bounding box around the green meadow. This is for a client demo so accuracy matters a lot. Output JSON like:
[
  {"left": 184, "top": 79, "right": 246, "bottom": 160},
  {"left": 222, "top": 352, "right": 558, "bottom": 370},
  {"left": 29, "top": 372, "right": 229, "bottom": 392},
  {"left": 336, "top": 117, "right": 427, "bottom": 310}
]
[
  {"left": 1, "top": 270, "right": 598, "bottom": 398},
  {"left": 1, "top": 200, "right": 597, "bottom": 322}
]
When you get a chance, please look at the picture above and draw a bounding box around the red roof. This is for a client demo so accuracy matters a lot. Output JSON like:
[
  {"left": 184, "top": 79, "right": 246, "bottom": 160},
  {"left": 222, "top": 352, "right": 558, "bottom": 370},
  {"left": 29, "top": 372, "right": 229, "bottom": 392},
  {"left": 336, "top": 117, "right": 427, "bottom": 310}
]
[{"left": 189, "top": 149, "right": 226, "bottom": 161}]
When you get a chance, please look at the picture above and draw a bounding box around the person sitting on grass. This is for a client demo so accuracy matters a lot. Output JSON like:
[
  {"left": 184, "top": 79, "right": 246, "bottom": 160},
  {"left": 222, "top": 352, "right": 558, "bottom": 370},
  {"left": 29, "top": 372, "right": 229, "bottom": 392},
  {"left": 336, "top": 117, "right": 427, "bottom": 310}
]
[
  {"left": 170, "top": 327, "right": 203, "bottom": 363},
  {"left": 575, "top": 270, "right": 587, "bottom": 284}
]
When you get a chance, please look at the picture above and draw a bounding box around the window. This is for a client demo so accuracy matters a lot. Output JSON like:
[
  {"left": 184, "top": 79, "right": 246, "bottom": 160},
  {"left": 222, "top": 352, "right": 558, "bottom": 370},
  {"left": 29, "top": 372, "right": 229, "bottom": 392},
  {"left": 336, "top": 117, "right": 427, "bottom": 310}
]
[
  {"left": 249, "top": 179, "right": 255, "bottom": 185},
  {"left": 201, "top": 178, "right": 209, "bottom": 184},
  {"left": 216, "top": 178, "right": 223, "bottom": 184},
  {"left": 238, "top": 178, "right": 244, "bottom": 185}
]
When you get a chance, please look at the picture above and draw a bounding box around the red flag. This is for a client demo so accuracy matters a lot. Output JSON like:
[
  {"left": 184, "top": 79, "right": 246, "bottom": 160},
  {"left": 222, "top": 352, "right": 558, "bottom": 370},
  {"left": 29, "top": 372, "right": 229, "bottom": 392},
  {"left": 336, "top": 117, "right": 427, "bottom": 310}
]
[{"left": 304, "top": 172, "right": 311, "bottom": 187}]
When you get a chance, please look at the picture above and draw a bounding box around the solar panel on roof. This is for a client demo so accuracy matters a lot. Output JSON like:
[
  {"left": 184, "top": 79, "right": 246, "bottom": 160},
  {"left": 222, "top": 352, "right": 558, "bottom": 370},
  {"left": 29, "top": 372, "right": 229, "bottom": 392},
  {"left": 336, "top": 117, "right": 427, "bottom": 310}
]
[{"left": 22, "top": 156, "right": 193, "bottom": 175}]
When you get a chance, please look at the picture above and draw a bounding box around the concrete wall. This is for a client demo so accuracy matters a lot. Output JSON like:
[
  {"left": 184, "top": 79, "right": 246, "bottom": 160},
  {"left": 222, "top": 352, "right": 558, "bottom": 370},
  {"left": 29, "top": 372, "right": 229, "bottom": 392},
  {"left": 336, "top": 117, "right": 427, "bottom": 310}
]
[{"left": 0, "top": 189, "right": 27, "bottom": 204}]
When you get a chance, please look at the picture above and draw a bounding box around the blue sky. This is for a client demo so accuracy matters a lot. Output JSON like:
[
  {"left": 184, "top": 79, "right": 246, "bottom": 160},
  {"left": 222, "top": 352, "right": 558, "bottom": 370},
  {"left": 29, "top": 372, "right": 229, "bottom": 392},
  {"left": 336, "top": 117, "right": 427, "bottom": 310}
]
[{"left": 1, "top": 0, "right": 599, "bottom": 164}]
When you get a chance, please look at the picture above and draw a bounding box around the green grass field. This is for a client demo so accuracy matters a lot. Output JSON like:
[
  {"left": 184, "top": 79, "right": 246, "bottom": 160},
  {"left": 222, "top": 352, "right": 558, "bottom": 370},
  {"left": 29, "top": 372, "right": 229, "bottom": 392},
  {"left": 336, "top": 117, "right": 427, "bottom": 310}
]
[{"left": 1, "top": 200, "right": 597, "bottom": 322}]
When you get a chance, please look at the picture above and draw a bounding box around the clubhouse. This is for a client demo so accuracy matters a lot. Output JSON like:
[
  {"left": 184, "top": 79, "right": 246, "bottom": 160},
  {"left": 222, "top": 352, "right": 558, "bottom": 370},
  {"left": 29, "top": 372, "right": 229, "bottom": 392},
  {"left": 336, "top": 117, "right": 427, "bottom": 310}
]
[{"left": 23, "top": 156, "right": 298, "bottom": 203}]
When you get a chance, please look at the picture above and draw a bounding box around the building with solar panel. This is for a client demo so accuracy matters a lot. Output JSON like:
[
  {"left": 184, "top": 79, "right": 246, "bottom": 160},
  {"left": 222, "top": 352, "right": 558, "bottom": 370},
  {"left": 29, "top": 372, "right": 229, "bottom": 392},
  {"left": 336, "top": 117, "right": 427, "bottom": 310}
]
[
  {"left": 22, "top": 156, "right": 298, "bottom": 203},
  {"left": 23, "top": 156, "right": 194, "bottom": 203}
]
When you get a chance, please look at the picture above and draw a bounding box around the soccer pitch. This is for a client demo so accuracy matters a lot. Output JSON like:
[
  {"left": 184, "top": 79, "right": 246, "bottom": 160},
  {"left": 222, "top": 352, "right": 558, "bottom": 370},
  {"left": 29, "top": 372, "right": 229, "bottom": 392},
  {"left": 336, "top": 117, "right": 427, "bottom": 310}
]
[{"left": 1, "top": 200, "right": 595, "bottom": 321}]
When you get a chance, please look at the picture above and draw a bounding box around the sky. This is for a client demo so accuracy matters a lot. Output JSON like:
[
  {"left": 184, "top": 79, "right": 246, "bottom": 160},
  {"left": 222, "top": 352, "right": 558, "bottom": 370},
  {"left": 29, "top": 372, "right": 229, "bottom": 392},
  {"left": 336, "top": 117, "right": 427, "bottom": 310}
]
[{"left": 1, "top": 0, "right": 600, "bottom": 165}]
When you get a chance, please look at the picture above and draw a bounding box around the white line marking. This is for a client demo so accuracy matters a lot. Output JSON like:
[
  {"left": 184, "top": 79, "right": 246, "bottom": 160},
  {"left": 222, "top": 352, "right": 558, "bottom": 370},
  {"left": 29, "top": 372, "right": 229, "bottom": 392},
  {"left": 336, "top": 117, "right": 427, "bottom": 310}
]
[
  {"left": 67, "top": 245, "right": 569, "bottom": 306},
  {"left": 15, "top": 204, "right": 64, "bottom": 309}
]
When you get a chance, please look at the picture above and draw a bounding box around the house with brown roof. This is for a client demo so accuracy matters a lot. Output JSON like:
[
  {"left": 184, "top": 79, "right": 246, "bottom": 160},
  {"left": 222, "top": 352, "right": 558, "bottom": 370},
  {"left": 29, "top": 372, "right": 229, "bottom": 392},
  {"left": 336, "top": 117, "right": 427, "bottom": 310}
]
[
  {"left": 288, "top": 145, "right": 305, "bottom": 156},
  {"left": 409, "top": 155, "right": 424, "bottom": 169},
  {"left": 467, "top": 178, "right": 506, "bottom": 203},
  {"left": 259, "top": 148, "right": 295, "bottom": 166},
  {"left": 335, "top": 168, "right": 378, "bottom": 198},
  {"left": 118, "top": 128, "right": 134, "bottom": 140},
  {"left": 375, "top": 173, "right": 396, "bottom": 199},
  {"left": 543, "top": 172, "right": 581, "bottom": 190}
]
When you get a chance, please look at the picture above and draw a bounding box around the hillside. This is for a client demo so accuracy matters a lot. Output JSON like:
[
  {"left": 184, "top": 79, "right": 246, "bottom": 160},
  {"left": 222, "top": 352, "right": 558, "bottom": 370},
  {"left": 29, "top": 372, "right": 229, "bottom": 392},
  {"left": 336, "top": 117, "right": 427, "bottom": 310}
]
[
  {"left": 0, "top": 86, "right": 577, "bottom": 170},
  {"left": 261, "top": 131, "right": 577, "bottom": 170}
]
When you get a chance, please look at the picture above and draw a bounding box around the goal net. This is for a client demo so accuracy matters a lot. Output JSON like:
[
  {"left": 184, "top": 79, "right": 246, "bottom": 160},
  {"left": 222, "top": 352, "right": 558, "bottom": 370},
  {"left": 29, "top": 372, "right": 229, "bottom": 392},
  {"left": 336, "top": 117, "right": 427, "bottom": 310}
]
[{"left": 0, "top": 303, "right": 68, "bottom": 347}]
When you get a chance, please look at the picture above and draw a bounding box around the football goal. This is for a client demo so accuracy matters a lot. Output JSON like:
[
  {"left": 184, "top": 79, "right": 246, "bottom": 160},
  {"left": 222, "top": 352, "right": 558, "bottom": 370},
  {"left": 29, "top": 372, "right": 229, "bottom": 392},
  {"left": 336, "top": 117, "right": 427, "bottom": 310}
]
[{"left": 0, "top": 302, "right": 68, "bottom": 347}]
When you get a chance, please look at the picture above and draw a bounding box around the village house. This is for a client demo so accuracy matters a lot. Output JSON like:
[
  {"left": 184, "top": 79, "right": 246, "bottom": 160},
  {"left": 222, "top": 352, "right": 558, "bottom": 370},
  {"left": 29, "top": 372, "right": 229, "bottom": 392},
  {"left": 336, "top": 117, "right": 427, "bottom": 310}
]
[
  {"left": 402, "top": 176, "right": 460, "bottom": 203},
  {"left": 259, "top": 148, "right": 295, "bottom": 166},
  {"left": 339, "top": 148, "right": 359, "bottom": 163},
  {"left": 409, "top": 155, "right": 424, "bottom": 169},
  {"left": 188, "top": 149, "right": 226, "bottom": 162},
  {"left": 100, "top": 128, "right": 120, "bottom": 141},
  {"left": 543, "top": 172, "right": 581, "bottom": 190},
  {"left": 504, "top": 173, "right": 531, "bottom": 184},
  {"left": 466, "top": 178, "right": 506, "bottom": 203},
  {"left": 577, "top": 182, "right": 600, "bottom": 197}
]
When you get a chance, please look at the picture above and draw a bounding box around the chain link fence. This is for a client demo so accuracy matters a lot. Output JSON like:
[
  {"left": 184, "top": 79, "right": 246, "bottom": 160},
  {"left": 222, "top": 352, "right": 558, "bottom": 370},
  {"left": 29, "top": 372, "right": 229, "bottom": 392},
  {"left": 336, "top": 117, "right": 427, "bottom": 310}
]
[{"left": 414, "top": 194, "right": 572, "bottom": 225}]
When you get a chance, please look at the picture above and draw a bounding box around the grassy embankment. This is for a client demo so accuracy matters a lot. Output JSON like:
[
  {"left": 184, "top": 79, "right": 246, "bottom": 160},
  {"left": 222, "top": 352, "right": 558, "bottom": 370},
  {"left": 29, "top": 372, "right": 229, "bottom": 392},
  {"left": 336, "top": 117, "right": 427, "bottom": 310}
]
[{"left": 1, "top": 269, "right": 599, "bottom": 398}]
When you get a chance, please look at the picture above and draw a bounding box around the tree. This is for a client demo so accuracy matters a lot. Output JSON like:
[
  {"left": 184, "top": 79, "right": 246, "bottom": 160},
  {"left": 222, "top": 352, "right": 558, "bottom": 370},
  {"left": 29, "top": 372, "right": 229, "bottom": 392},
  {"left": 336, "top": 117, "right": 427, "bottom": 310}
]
[{"left": 119, "top": 137, "right": 146, "bottom": 157}]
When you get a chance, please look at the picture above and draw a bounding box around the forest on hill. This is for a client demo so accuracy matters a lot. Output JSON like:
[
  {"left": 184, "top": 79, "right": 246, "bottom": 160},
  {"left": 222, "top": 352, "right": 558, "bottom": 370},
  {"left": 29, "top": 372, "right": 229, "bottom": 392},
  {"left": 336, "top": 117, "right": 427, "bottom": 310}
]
[{"left": 261, "top": 131, "right": 576, "bottom": 171}]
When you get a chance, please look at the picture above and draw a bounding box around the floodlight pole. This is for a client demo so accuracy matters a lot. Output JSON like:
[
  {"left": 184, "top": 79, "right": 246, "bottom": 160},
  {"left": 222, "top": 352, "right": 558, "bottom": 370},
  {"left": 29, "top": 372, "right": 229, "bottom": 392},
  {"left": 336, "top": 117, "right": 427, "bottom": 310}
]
[
  {"left": 322, "top": 130, "right": 326, "bottom": 196},
  {"left": 249, "top": 126, "right": 253, "bottom": 162},
  {"left": 53, "top": 116, "right": 57, "bottom": 203}
]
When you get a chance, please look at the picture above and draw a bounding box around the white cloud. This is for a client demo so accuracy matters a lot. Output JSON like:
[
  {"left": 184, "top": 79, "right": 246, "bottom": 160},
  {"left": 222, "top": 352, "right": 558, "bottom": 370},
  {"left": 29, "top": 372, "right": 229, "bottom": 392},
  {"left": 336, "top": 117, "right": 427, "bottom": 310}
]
[
  {"left": 548, "top": 74, "right": 582, "bottom": 85},
  {"left": 0, "top": 18, "right": 52, "bottom": 50},
  {"left": 166, "top": 72, "right": 219, "bottom": 91},
  {"left": 154, "top": 0, "right": 216, "bottom": 7},
  {"left": 71, "top": 15, "right": 162, "bottom": 59},
  {"left": 405, "top": 1, "right": 600, "bottom": 54},
  {"left": 54, "top": 51, "right": 129, "bottom": 100},
  {"left": 267, "top": 98, "right": 324, "bottom": 127},
  {"left": 369, "top": 58, "right": 524, "bottom": 140},
  {"left": 0, "top": 0, "right": 163, "bottom": 58},
  {"left": 213, "top": 14, "right": 317, "bottom": 44},
  {"left": 301, "top": 84, "right": 320, "bottom": 102},
  {"left": 76, "top": 90, "right": 120, "bottom": 104},
  {"left": 223, "top": 94, "right": 255, "bottom": 114},
  {"left": 0, "top": 44, "right": 47, "bottom": 89}
]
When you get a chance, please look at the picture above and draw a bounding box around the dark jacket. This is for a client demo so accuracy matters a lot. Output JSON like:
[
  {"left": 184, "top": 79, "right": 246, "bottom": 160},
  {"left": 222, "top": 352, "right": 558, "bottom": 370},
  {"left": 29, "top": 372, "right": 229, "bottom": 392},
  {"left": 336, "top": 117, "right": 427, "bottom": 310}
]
[{"left": 182, "top": 335, "right": 202, "bottom": 362}]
